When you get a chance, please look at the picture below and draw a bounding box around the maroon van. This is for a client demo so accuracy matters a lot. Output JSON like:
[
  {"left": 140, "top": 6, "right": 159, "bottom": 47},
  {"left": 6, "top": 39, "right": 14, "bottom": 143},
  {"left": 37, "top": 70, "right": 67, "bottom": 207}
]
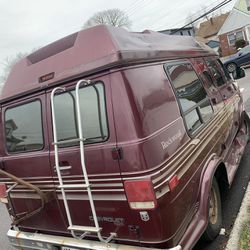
[{"left": 0, "top": 25, "right": 248, "bottom": 250}]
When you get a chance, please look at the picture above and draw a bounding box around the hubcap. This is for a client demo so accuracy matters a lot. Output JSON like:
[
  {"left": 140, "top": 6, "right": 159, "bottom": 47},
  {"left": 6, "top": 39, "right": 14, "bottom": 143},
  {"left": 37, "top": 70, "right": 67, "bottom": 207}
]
[
  {"left": 227, "top": 63, "right": 236, "bottom": 73},
  {"left": 209, "top": 186, "right": 218, "bottom": 225}
]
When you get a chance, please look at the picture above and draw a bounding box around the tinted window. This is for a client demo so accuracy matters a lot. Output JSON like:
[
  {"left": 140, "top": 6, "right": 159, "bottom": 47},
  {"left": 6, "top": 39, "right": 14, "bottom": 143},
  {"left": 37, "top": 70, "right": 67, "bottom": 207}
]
[
  {"left": 205, "top": 59, "right": 226, "bottom": 87},
  {"left": 239, "top": 45, "right": 250, "bottom": 55},
  {"left": 166, "top": 62, "right": 213, "bottom": 134},
  {"left": 217, "top": 59, "right": 231, "bottom": 81},
  {"left": 54, "top": 82, "right": 108, "bottom": 146},
  {"left": 5, "top": 101, "right": 43, "bottom": 153}
]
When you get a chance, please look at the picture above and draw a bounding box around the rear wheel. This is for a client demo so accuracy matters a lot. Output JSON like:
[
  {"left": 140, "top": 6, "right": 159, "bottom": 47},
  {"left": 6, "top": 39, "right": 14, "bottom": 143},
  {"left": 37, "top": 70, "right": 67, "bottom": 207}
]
[
  {"left": 227, "top": 63, "right": 237, "bottom": 73},
  {"left": 203, "top": 178, "right": 222, "bottom": 241}
]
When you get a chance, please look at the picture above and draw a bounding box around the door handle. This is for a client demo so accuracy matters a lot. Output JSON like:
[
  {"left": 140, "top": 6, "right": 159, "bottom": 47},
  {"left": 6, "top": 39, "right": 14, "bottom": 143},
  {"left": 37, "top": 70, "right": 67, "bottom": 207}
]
[
  {"left": 54, "top": 166, "right": 72, "bottom": 172},
  {"left": 54, "top": 161, "right": 72, "bottom": 173}
]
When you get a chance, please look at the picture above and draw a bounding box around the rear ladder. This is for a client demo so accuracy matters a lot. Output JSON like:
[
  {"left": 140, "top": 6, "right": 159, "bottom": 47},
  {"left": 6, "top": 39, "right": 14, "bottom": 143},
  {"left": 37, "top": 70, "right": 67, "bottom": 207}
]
[{"left": 50, "top": 79, "right": 116, "bottom": 243}]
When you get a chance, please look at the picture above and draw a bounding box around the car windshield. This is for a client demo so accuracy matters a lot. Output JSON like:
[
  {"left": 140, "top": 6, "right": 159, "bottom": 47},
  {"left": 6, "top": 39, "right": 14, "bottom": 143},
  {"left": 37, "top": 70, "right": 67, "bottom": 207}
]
[{"left": 238, "top": 45, "right": 250, "bottom": 56}]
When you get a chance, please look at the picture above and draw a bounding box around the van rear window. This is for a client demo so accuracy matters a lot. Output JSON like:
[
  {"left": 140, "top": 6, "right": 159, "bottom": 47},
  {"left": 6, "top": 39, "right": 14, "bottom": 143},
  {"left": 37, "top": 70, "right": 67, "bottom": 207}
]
[
  {"left": 5, "top": 101, "right": 44, "bottom": 153},
  {"left": 53, "top": 82, "right": 108, "bottom": 146},
  {"left": 165, "top": 62, "right": 213, "bottom": 134}
]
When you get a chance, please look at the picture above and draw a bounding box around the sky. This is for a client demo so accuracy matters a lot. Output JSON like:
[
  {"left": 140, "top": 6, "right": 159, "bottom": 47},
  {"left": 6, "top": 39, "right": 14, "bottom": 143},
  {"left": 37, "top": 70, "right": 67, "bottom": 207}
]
[{"left": 0, "top": 0, "right": 236, "bottom": 83}]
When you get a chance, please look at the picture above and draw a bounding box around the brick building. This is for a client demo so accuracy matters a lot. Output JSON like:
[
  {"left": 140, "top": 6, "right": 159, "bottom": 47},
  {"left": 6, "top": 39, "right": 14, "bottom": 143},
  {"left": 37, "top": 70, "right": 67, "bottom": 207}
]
[{"left": 218, "top": 0, "right": 250, "bottom": 56}]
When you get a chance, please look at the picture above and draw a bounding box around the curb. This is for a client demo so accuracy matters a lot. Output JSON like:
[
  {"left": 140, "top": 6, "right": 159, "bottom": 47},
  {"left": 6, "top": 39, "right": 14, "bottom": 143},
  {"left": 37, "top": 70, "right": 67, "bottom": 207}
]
[{"left": 226, "top": 182, "right": 250, "bottom": 250}]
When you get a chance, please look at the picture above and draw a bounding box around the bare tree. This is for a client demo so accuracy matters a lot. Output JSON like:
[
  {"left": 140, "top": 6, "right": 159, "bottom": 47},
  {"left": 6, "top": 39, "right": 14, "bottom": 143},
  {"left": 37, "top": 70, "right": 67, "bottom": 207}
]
[
  {"left": 0, "top": 52, "right": 27, "bottom": 85},
  {"left": 83, "top": 8, "right": 131, "bottom": 29}
]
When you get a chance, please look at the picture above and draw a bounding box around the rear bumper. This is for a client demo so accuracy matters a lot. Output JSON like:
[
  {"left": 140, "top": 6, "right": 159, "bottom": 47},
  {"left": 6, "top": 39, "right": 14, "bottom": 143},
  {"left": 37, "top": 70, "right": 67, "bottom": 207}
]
[{"left": 7, "top": 229, "right": 182, "bottom": 250}]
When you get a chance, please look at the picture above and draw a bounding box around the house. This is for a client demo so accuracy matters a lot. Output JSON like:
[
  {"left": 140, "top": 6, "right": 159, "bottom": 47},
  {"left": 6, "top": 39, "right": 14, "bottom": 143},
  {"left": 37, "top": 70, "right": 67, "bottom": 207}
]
[
  {"left": 218, "top": 0, "right": 250, "bottom": 56},
  {"left": 158, "top": 26, "right": 195, "bottom": 37},
  {"left": 197, "top": 13, "right": 229, "bottom": 41},
  {"left": 196, "top": 13, "right": 229, "bottom": 52}
]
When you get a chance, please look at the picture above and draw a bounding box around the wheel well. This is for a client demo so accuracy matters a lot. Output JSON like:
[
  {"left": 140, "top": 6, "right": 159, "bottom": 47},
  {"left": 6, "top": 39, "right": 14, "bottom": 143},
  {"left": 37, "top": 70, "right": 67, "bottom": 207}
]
[
  {"left": 214, "top": 163, "right": 229, "bottom": 195},
  {"left": 227, "top": 62, "right": 237, "bottom": 66}
]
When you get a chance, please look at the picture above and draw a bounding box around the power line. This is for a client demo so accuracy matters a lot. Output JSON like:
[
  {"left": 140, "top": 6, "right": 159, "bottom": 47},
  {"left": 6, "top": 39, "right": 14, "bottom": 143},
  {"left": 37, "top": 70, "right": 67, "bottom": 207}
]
[
  {"left": 126, "top": 0, "right": 153, "bottom": 18},
  {"left": 123, "top": 0, "right": 145, "bottom": 14},
  {"left": 167, "top": 0, "right": 221, "bottom": 30},
  {"left": 170, "top": 0, "right": 232, "bottom": 34},
  {"left": 137, "top": 2, "right": 181, "bottom": 29}
]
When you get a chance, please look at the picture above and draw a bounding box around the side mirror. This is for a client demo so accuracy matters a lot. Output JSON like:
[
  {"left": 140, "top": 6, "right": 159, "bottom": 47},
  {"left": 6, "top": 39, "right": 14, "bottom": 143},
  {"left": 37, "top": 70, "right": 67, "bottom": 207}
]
[{"left": 232, "top": 67, "right": 245, "bottom": 80}]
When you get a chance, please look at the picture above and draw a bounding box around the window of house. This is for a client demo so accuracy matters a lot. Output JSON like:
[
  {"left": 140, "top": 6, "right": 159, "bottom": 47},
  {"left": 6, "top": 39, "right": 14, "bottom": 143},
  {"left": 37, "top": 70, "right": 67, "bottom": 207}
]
[
  {"left": 205, "top": 59, "right": 226, "bottom": 87},
  {"left": 227, "top": 31, "right": 244, "bottom": 46},
  {"left": 228, "top": 34, "right": 236, "bottom": 46},
  {"left": 165, "top": 62, "right": 213, "bottom": 134},
  {"left": 5, "top": 101, "right": 44, "bottom": 153},
  {"left": 236, "top": 31, "right": 244, "bottom": 40},
  {"left": 53, "top": 82, "right": 108, "bottom": 146}
]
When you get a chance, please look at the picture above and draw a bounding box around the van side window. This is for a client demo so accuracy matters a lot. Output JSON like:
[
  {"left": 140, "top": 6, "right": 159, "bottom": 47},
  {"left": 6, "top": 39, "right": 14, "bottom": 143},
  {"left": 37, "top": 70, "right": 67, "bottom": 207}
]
[
  {"left": 5, "top": 101, "right": 44, "bottom": 153},
  {"left": 53, "top": 82, "right": 108, "bottom": 146},
  {"left": 205, "top": 59, "right": 226, "bottom": 87},
  {"left": 166, "top": 62, "right": 213, "bottom": 134}
]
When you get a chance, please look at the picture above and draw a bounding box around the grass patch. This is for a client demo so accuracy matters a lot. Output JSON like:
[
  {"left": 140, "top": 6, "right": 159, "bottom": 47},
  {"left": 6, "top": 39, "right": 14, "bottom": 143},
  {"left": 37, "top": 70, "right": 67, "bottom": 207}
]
[{"left": 239, "top": 220, "right": 250, "bottom": 250}]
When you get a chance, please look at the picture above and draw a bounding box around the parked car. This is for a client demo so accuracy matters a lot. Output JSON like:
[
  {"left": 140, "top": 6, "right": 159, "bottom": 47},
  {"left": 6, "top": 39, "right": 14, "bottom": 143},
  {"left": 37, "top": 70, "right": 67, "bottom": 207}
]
[
  {"left": 224, "top": 45, "right": 250, "bottom": 72},
  {"left": 0, "top": 25, "right": 248, "bottom": 250}
]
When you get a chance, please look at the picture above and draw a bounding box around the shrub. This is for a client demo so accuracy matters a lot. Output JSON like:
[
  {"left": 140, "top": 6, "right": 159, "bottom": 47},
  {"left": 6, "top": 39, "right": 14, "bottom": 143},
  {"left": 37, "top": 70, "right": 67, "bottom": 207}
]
[{"left": 235, "top": 39, "right": 247, "bottom": 50}]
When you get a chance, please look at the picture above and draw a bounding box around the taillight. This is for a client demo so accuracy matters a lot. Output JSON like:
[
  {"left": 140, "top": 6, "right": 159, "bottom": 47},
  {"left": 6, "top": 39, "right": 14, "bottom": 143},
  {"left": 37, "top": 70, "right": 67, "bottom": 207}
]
[
  {"left": 0, "top": 184, "right": 7, "bottom": 204},
  {"left": 169, "top": 175, "right": 179, "bottom": 192},
  {"left": 124, "top": 179, "right": 157, "bottom": 210}
]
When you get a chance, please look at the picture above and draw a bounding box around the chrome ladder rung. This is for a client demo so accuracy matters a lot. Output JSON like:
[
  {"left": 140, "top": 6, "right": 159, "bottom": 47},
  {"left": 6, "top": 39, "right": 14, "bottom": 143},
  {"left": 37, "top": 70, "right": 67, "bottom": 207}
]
[
  {"left": 68, "top": 225, "right": 102, "bottom": 233},
  {"left": 52, "top": 138, "right": 85, "bottom": 145},
  {"left": 58, "top": 184, "right": 90, "bottom": 189}
]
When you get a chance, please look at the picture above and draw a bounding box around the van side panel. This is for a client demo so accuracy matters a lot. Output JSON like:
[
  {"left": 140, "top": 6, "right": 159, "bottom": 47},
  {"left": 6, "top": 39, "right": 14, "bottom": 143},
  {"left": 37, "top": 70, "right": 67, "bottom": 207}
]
[{"left": 111, "top": 64, "right": 200, "bottom": 246}]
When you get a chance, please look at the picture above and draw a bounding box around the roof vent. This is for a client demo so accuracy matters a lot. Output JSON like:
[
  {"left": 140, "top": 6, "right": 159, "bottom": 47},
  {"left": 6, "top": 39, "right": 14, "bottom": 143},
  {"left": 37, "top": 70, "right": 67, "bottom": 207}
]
[{"left": 27, "top": 32, "right": 78, "bottom": 64}]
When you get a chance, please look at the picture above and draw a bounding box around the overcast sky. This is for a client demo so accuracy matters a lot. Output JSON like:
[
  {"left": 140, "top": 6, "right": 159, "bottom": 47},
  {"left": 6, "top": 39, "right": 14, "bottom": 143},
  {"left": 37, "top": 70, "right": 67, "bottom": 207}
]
[{"left": 0, "top": 0, "right": 236, "bottom": 81}]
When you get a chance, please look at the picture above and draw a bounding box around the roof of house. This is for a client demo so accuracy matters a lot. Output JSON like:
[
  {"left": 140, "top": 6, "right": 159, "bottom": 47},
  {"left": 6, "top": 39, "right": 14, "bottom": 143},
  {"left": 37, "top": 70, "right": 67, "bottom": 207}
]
[
  {"left": 195, "top": 36, "right": 209, "bottom": 44},
  {"left": 218, "top": 8, "right": 250, "bottom": 35},
  {"left": 197, "top": 13, "right": 229, "bottom": 38},
  {"left": 1, "top": 25, "right": 216, "bottom": 102}
]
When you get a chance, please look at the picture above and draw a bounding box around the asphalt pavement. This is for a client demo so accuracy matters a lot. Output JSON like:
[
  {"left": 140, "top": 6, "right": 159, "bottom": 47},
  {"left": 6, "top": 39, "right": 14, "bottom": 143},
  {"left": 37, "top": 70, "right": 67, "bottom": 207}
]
[{"left": 0, "top": 203, "right": 15, "bottom": 250}]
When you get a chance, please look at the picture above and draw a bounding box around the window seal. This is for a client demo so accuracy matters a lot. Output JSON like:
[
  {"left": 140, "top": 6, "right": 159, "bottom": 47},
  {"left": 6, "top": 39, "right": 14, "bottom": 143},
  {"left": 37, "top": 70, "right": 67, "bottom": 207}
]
[
  {"left": 163, "top": 60, "right": 214, "bottom": 138},
  {"left": 52, "top": 81, "right": 110, "bottom": 148},
  {"left": 4, "top": 99, "right": 45, "bottom": 155}
]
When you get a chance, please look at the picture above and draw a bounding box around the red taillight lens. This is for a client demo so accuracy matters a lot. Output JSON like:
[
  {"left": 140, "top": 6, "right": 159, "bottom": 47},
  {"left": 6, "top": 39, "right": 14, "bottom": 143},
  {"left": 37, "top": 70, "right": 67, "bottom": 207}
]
[
  {"left": 0, "top": 184, "right": 7, "bottom": 203},
  {"left": 124, "top": 179, "right": 157, "bottom": 210},
  {"left": 169, "top": 175, "right": 179, "bottom": 192}
]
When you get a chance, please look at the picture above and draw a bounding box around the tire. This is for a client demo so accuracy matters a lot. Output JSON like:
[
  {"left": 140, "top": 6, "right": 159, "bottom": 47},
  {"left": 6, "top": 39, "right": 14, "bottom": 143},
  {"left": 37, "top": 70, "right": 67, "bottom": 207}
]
[
  {"left": 243, "top": 112, "right": 250, "bottom": 142},
  {"left": 203, "top": 178, "right": 222, "bottom": 241},
  {"left": 226, "top": 62, "right": 237, "bottom": 73}
]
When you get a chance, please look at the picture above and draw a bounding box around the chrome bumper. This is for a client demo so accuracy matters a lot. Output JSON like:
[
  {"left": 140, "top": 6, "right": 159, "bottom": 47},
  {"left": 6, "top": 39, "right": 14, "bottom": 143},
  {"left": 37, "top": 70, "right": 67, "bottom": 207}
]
[{"left": 7, "top": 229, "right": 182, "bottom": 250}]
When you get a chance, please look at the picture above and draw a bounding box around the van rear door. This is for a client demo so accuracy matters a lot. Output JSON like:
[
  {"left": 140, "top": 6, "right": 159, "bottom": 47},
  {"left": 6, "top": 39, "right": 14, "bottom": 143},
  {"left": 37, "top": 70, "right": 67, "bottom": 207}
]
[
  {"left": 47, "top": 76, "right": 139, "bottom": 241},
  {"left": 1, "top": 92, "right": 65, "bottom": 232}
]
